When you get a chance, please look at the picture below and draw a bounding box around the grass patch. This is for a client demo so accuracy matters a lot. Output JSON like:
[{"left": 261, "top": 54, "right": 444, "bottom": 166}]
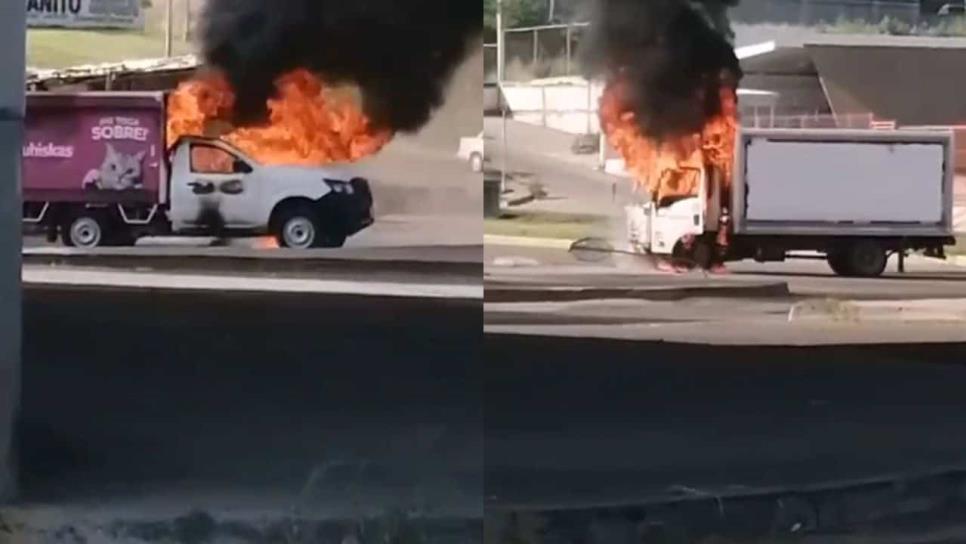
[
  {"left": 27, "top": 29, "right": 194, "bottom": 68},
  {"left": 484, "top": 210, "right": 610, "bottom": 240}
]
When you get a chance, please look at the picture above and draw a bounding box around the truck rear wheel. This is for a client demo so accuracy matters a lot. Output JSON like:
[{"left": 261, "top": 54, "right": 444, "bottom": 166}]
[
  {"left": 63, "top": 213, "right": 106, "bottom": 249},
  {"left": 273, "top": 205, "right": 346, "bottom": 249},
  {"left": 826, "top": 251, "right": 852, "bottom": 276},
  {"left": 832, "top": 240, "right": 887, "bottom": 278}
]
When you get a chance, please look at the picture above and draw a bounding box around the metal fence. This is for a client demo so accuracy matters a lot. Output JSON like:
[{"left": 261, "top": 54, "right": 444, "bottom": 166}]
[
  {"left": 731, "top": 0, "right": 927, "bottom": 26},
  {"left": 485, "top": 23, "right": 588, "bottom": 82},
  {"left": 485, "top": 0, "right": 965, "bottom": 82}
]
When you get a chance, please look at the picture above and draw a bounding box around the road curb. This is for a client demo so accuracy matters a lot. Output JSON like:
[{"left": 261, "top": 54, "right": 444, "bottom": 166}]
[
  {"left": 487, "top": 466, "right": 966, "bottom": 543},
  {"left": 22, "top": 248, "right": 482, "bottom": 278},
  {"left": 24, "top": 267, "right": 484, "bottom": 300},
  {"left": 484, "top": 280, "right": 790, "bottom": 303},
  {"left": 484, "top": 234, "right": 575, "bottom": 250}
]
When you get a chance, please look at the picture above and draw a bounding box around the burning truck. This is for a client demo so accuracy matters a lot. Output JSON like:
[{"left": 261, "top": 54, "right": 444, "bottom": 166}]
[
  {"left": 22, "top": 73, "right": 381, "bottom": 249},
  {"left": 589, "top": 0, "right": 955, "bottom": 278},
  {"left": 622, "top": 127, "right": 956, "bottom": 278},
  {"left": 21, "top": 0, "right": 479, "bottom": 249}
]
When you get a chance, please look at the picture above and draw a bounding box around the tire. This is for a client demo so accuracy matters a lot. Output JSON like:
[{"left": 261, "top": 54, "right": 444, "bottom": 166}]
[
  {"left": 826, "top": 250, "right": 853, "bottom": 276},
  {"left": 690, "top": 238, "right": 715, "bottom": 270},
  {"left": 63, "top": 212, "right": 107, "bottom": 248},
  {"left": 469, "top": 153, "right": 484, "bottom": 173},
  {"left": 272, "top": 205, "right": 346, "bottom": 249},
  {"left": 844, "top": 239, "right": 887, "bottom": 278}
]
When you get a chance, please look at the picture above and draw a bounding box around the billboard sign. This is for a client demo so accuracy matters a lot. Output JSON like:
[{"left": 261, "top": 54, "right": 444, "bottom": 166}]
[
  {"left": 23, "top": 96, "right": 164, "bottom": 203},
  {"left": 27, "top": 0, "right": 144, "bottom": 30}
]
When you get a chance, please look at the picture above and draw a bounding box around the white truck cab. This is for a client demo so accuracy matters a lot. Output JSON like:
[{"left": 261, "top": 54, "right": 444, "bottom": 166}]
[
  {"left": 626, "top": 165, "right": 715, "bottom": 258},
  {"left": 165, "top": 137, "right": 373, "bottom": 248}
]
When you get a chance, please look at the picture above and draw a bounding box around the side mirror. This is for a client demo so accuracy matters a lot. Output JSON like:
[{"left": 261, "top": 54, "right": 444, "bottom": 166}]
[{"left": 234, "top": 159, "right": 253, "bottom": 174}]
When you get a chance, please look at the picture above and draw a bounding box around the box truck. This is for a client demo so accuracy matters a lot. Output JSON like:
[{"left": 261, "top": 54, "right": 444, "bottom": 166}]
[
  {"left": 626, "top": 128, "right": 956, "bottom": 277},
  {"left": 22, "top": 92, "right": 374, "bottom": 249}
]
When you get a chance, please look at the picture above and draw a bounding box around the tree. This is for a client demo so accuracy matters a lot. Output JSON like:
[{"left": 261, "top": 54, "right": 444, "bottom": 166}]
[{"left": 484, "top": 0, "right": 549, "bottom": 33}]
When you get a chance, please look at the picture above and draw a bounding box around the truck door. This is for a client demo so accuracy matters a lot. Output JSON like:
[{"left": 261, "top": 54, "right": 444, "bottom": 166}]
[{"left": 170, "top": 142, "right": 259, "bottom": 230}]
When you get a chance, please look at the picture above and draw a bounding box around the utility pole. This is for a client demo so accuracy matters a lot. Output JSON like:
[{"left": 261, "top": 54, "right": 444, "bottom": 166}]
[
  {"left": 164, "top": 0, "right": 174, "bottom": 57},
  {"left": 549, "top": 0, "right": 556, "bottom": 22},
  {"left": 496, "top": 0, "right": 505, "bottom": 82},
  {"left": 497, "top": 0, "right": 508, "bottom": 191},
  {"left": 183, "top": 0, "right": 192, "bottom": 42},
  {"left": 0, "top": 0, "right": 25, "bottom": 502}
]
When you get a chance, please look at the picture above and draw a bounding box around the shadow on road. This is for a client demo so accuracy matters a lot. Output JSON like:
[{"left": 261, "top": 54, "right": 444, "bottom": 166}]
[
  {"left": 20, "top": 286, "right": 482, "bottom": 515},
  {"left": 485, "top": 334, "right": 966, "bottom": 506}
]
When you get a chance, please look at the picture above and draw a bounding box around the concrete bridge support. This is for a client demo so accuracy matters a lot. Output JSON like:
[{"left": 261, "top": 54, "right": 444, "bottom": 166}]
[{"left": 0, "top": 1, "right": 25, "bottom": 500}]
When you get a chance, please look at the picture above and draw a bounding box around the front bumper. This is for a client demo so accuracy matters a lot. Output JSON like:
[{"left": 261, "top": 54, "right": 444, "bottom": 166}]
[{"left": 325, "top": 177, "right": 374, "bottom": 236}]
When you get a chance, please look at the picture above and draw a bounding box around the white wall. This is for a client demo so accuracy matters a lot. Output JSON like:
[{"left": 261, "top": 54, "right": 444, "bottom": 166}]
[
  {"left": 0, "top": 0, "right": 25, "bottom": 501},
  {"left": 500, "top": 80, "right": 604, "bottom": 135}
]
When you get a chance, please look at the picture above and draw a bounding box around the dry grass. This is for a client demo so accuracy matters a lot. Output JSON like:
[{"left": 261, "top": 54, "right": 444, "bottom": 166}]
[
  {"left": 26, "top": 0, "right": 199, "bottom": 68},
  {"left": 485, "top": 210, "right": 608, "bottom": 240}
]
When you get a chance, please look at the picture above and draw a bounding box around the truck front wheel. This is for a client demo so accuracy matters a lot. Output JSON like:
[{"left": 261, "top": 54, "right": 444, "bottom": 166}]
[
  {"left": 63, "top": 213, "right": 106, "bottom": 248},
  {"left": 272, "top": 205, "right": 346, "bottom": 249}
]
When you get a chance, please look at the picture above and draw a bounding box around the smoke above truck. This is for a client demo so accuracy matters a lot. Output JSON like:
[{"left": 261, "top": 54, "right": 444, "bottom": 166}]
[
  {"left": 584, "top": 0, "right": 742, "bottom": 204},
  {"left": 165, "top": 0, "right": 481, "bottom": 167}
]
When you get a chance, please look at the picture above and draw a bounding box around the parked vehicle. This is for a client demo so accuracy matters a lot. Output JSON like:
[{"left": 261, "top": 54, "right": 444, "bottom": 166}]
[
  {"left": 458, "top": 131, "right": 485, "bottom": 173},
  {"left": 626, "top": 128, "right": 955, "bottom": 277},
  {"left": 22, "top": 92, "right": 373, "bottom": 249}
]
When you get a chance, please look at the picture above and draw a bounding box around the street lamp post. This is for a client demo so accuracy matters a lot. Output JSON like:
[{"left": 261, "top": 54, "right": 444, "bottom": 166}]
[
  {"left": 183, "top": 0, "right": 192, "bottom": 42},
  {"left": 496, "top": 0, "right": 505, "bottom": 82},
  {"left": 497, "top": 0, "right": 508, "bottom": 192},
  {"left": 0, "top": 0, "right": 25, "bottom": 502},
  {"left": 165, "top": 0, "right": 174, "bottom": 57}
]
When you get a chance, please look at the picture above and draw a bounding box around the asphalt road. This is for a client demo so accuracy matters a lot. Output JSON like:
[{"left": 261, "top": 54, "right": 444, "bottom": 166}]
[
  {"left": 483, "top": 117, "right": 631, "bottom": 215},
  {"left": 485, "top": 336, "right": 966, "bottom": 511},
  {"left": 19, "top": 284, "right": 482, "bottom": 521},
  {"left": 485, "top": 244, "right": 966, "bottom": 301}
]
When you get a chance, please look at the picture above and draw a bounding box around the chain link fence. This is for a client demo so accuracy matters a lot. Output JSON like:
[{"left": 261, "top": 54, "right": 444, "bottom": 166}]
[{"left": 484, "top": 0, "right": 966, "bottom": 81}]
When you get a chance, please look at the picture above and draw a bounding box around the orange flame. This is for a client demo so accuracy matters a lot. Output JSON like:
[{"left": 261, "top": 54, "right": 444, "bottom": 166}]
[
  {"left": 252, "top": 236, "right": 280, "bottom": 250},
  {"left": 600, "top": 79, "right": 738, "bottom": 204},
  {"left": 166, "top": 69, "right": 393, "bottom": 166}
]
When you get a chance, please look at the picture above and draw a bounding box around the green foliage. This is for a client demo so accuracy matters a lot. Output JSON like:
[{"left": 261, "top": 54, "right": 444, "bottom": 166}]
[
  {"left": 484, "top": 0, "right": 549, "bottom": 32},
  {"left": 822, "top": 14, "right": 966, "bottom": 37}
]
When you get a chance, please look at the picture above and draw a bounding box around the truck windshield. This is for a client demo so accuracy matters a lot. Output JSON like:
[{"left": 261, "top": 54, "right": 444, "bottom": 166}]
[{"left": 190, "top": 144, "right": 247, "bottom": 175}]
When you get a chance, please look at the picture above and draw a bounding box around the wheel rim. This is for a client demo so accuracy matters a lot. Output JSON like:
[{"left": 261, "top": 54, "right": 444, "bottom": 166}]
[
  {"left": 70, "top": 217, "right": 102, "bottom": 247},
  {"left": 283, "top": 217, "right": 316, "bottom": 248}
]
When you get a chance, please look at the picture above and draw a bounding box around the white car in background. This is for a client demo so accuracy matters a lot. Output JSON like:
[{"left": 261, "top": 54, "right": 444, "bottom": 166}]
[{"left": 458, "top": 131, "right": 485, "bottom": 173}]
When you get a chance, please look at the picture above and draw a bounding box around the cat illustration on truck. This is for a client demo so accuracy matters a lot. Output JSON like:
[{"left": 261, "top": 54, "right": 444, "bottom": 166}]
[{"left": 22, "top": 92, "right": 374, "bottom": 249}]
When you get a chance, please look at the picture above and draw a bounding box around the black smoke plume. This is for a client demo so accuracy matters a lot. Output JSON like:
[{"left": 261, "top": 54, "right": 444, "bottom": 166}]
[
  {"left": 582, "top": 0, "right": 742, "bottom": 140},
  {"left": 199, "top": 0, "right": 481, "bottom": 133}
]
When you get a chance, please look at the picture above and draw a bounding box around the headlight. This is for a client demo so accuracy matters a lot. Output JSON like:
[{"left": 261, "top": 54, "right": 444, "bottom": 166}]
[{"left": 325, "top": 179, "right": 355, "bottom": 195}]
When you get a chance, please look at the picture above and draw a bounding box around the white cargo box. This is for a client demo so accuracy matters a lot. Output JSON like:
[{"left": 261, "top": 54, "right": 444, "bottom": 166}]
[{"left": 732, "top": 129, "right": 954, "bottom": 237}]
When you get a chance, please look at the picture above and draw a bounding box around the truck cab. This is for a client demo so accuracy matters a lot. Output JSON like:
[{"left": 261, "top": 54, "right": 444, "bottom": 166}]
[
  {"left": 625, "top": 165, "right": 717, "bottom": 260},
  {"left": 167, "top": 137, "right": 373, "bottom": 248}
]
